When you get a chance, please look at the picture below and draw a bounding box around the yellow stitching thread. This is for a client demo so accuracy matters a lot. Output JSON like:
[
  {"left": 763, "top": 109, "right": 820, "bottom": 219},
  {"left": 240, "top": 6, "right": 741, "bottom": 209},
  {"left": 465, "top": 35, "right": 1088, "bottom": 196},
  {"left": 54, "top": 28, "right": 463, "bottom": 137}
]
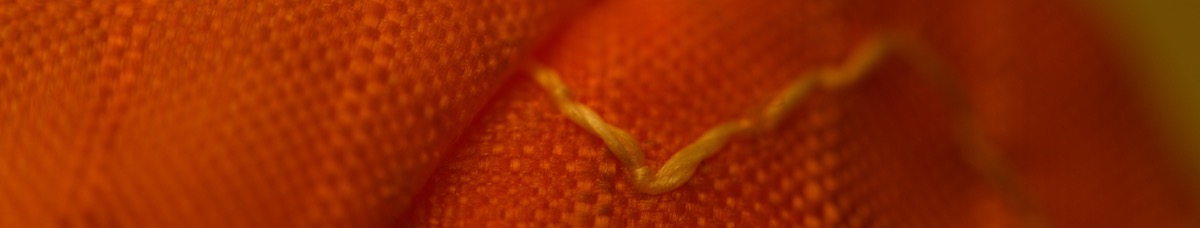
[
  {"left": 531, "top": 34, "right": 1044, "bottom": 227},
  {"left": 530, "top": 36, "right": 887, "bottom": 194}
]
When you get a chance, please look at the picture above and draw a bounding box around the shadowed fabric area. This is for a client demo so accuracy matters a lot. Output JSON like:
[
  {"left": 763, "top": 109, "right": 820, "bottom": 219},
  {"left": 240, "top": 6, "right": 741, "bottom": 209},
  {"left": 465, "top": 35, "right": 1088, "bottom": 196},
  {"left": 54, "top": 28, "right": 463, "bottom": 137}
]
[{"left": 1, "top": 0, "right": 1195, "bottom": 227}]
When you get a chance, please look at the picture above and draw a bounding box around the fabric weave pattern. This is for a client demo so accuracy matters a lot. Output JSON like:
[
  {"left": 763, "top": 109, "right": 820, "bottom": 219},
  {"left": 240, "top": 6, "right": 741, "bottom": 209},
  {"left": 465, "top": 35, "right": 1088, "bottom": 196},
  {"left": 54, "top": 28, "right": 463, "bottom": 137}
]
[{"left": 0, "top": 0, "right": 1194, "bottom": 227}]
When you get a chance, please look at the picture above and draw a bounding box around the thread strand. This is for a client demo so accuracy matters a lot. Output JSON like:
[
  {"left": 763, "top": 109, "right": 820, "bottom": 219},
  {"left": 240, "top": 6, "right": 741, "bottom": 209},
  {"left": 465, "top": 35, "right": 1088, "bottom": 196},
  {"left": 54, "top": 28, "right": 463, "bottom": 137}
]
[{"left": 529, "top": 36, "right": 888, "bottom": 194}]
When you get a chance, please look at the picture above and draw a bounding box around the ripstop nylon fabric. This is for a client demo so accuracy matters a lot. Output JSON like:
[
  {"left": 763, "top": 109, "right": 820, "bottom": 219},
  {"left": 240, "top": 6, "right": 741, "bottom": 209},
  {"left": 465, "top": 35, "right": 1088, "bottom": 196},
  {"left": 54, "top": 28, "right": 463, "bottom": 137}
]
[
  {"left": 1, "top": 0, "right": 1196, "bottom": 227},
  {"left": 403, "top": 0, "right": 1195, "bottom": 226},
  {"left": 2, "top": 0, "right": 587, "bottom": 226}
]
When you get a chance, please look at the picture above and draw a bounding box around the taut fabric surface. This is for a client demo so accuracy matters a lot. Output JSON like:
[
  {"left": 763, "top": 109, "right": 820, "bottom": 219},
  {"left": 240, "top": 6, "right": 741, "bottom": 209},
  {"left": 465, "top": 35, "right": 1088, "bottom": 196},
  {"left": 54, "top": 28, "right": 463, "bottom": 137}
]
[
  {"left": 2, "top": 0, "right": 587, "bottom": 226},
  {"left": 1, "top": 0, "right": 1195, "bottom": 227}
]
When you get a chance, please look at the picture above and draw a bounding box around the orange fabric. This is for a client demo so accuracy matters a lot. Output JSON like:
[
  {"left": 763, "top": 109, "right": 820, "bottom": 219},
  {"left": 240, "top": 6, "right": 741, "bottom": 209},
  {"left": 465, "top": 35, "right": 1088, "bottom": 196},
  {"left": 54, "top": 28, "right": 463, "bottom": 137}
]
[
  {"left": 1, "top": 0, "right": 586, "bottom": 226},
  {"left": 403, "top": 0, "right": 1196, "bottom": 227},
  {"left": 0, "top": 0, "right": 1194, "bottom": 227}
]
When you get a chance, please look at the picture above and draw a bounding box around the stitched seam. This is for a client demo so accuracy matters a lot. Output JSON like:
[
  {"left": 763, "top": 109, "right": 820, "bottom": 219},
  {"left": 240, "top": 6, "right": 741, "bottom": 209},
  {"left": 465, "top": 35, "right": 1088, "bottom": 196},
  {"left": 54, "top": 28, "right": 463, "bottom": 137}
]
[{"left": 530, "top": 35, "right": 887, "bottom": 195}]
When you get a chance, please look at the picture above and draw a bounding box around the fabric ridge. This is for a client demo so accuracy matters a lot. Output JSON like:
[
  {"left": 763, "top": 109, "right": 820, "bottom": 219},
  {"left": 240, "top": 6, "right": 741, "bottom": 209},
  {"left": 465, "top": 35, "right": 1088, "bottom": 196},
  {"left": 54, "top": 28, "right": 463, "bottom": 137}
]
[{"left": 0, "top": 0, "right": 1195, "bottom": 227}]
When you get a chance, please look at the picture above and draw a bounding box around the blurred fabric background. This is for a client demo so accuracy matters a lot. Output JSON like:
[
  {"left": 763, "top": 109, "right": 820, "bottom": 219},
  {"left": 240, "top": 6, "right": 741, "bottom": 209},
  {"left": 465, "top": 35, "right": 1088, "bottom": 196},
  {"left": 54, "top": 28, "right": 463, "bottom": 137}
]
[
  {"left": 2, "top": 0, "right": 1199, "bottom": 227},
  {"left": 1099, "top": 0, "right": 1200, "bottom": 194}
]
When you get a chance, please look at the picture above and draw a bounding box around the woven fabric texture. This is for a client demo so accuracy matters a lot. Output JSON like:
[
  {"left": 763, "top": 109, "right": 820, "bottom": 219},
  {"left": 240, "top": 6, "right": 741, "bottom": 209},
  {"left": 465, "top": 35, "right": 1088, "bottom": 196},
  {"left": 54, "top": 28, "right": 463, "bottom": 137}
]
[
  {"left": 1, "top": 0, "right": 1195, "bottom": 227},
  {"left": 2, "top": 0, "right": 586, "bottom": 226},
  {"left": 403, "top": 0, "right": 1196, "bottom": 227}
]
